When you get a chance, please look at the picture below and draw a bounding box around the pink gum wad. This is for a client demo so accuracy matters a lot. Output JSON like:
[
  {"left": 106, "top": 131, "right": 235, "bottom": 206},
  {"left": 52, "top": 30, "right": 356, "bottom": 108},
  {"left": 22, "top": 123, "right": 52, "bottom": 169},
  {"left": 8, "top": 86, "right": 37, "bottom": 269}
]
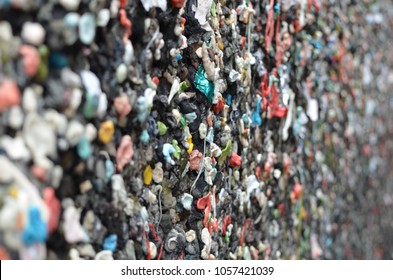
[
  {"left": 0, "top": 80, "right": 21, "bottom": 112},
  {"left": 116, "top": 135, "right": 134, "bottom": 171}
]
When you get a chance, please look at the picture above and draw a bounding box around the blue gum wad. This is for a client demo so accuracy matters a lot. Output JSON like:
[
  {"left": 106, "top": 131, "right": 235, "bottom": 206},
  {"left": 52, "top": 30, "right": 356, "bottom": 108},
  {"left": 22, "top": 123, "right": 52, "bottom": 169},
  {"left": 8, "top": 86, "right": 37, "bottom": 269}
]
[
  {"left": 22, "top": 206, "right": 48, "bottom": 245},
  {"left": 49, "top": 52, "right": 68, "bottom": 69},
  {"left": 194, "top": 64, "right": 215, "bottom": 103},
  {"left": 103, "top": 234, "right": 117, "bottom": 252},
  {"left": 77, "top": 137, "right": 92, "bottom": 160},
  {"left": 105, "top": 159, "right": 115, "bottom": 183},
  {"left": 251, "top": 96, "right": 262, "bottom": 126}
]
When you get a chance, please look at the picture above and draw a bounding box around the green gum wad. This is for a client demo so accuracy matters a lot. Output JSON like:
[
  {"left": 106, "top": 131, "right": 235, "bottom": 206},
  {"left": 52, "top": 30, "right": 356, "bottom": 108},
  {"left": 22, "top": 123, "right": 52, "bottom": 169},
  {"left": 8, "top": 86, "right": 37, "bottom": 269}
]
[
  {"left": 157, "top": 121, "right": 167, "bottom": 136},
  {"left": 36, "top": 45, "right": 49, "bottom": 82},
  {"left": 83, "top": 92, "right": 98, "bottom": 119},
  {"left": 225, "top": 231, "right": 230, "bottom": 243},
  {"left": 171, "top": 140, "right": 181, "bottom": 160},
  {"left": 179, "top": 81, "right": 189, "bottom": 92},
  {"left": 194, "top": 64, "right": 215, "bottom": 103},
  {"left": 211, "top": 1, "right": 217, "bottom": 17},
  {"left": 180, "top": 116, "right": 187, "bottom": 128},
  {"left": 218, "top": 140, "right": 232, "bottom": 166}
]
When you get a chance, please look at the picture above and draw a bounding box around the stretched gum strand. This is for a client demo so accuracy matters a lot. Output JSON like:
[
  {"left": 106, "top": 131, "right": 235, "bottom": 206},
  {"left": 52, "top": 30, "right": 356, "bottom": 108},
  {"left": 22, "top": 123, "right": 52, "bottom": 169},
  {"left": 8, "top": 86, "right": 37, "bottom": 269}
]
[{"left": 264, "top": 0, "right": 275, "bottom": 53}]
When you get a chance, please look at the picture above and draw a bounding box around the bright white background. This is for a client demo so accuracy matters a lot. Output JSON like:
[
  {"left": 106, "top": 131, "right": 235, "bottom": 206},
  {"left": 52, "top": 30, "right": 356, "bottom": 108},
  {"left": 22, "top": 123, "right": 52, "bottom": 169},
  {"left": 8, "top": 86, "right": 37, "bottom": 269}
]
[{"left": 2, "top": 260, "right": 392, "bottom": 280}]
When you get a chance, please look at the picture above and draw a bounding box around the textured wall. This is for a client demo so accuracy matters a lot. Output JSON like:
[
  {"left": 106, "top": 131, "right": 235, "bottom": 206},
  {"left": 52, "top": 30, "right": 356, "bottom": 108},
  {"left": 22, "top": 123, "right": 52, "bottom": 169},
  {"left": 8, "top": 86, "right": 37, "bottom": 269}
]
[{"left": 0, "top": 0, "right": 392, "bottom": 260}]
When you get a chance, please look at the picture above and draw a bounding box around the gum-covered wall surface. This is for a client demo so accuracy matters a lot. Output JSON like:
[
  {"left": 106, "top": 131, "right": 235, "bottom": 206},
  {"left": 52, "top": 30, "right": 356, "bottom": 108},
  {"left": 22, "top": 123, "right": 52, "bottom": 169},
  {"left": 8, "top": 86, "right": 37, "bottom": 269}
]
[{"left": 0, "top": 0, "right": 392, "bottom": 260}]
